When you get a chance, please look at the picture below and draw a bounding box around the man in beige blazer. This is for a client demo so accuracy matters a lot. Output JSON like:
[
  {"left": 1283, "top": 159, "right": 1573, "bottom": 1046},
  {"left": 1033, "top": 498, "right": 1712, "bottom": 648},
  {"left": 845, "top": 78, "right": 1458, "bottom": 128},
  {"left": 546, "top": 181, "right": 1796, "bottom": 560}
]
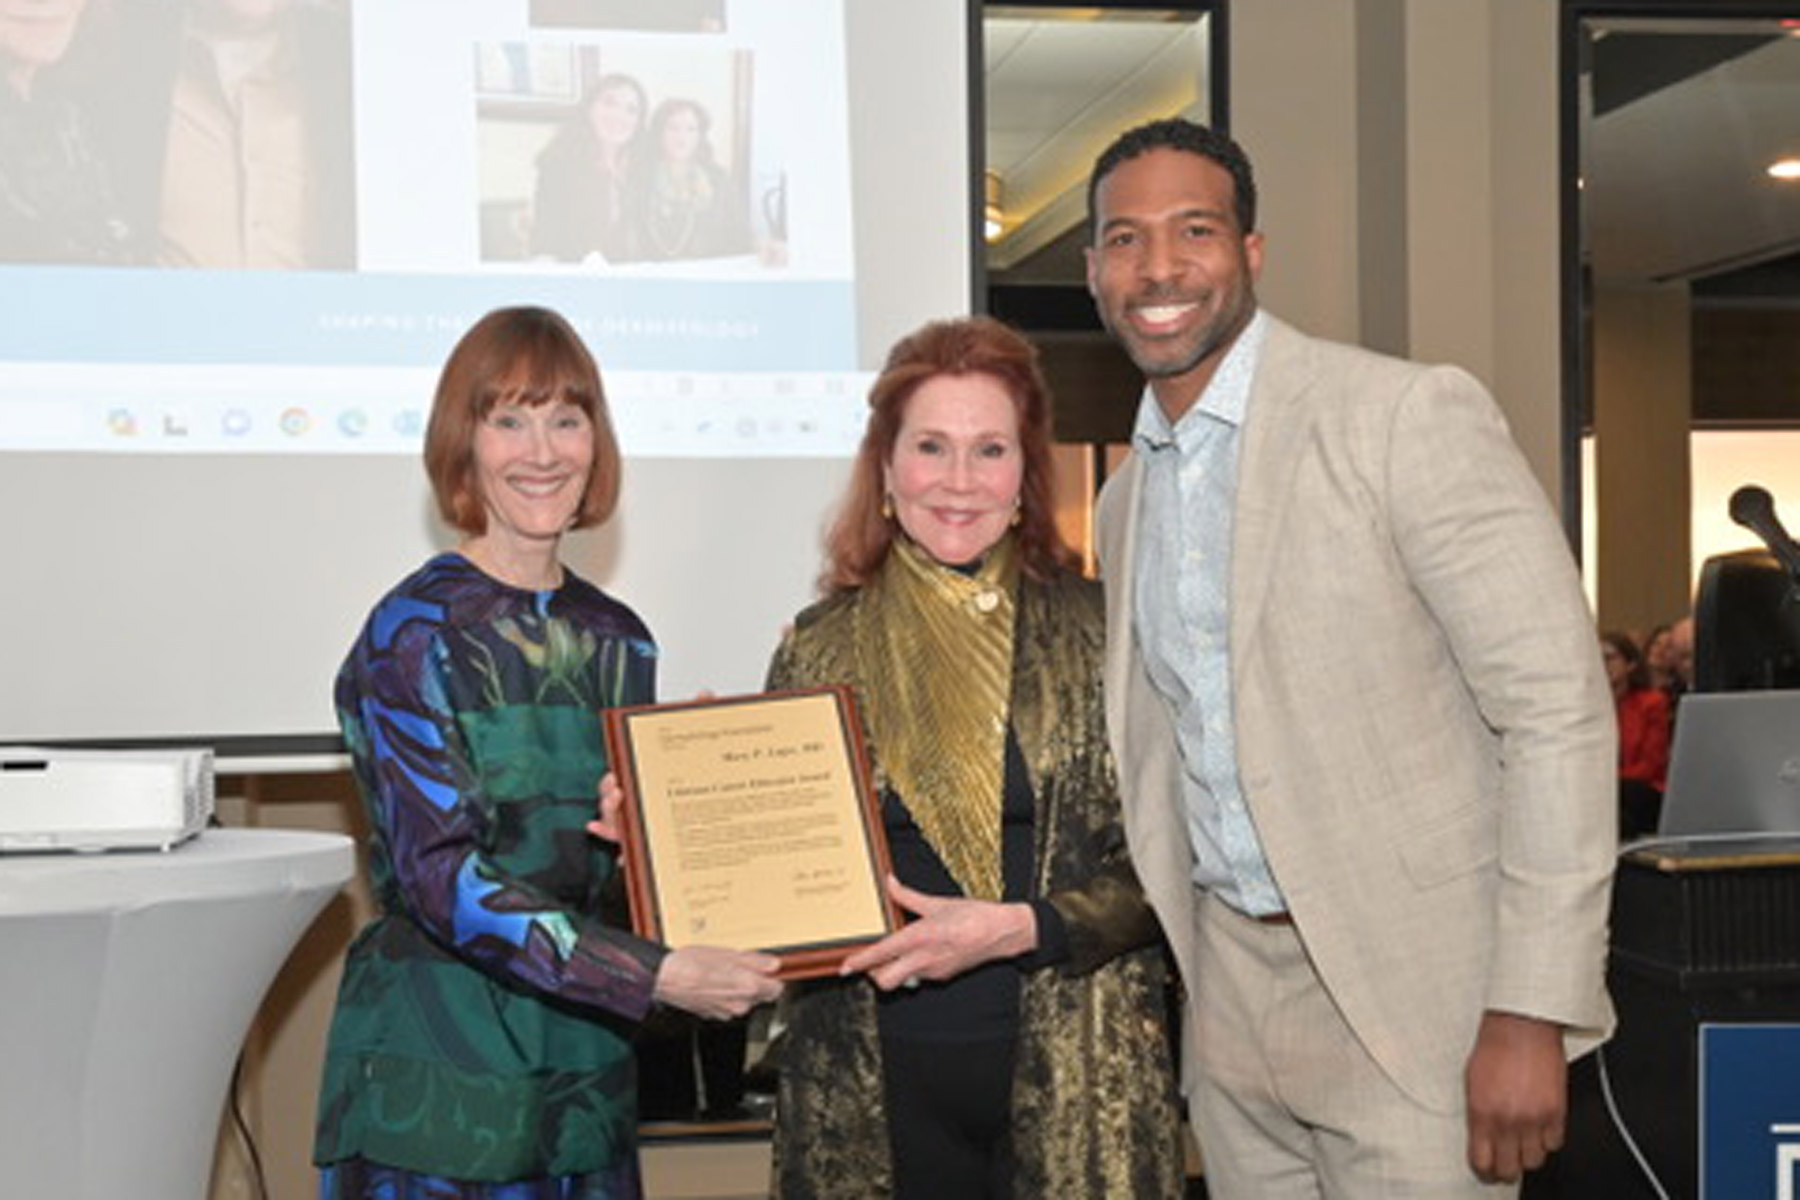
[{"left": 1087, "top": 118, "right": 1616, "bottom": 1198}]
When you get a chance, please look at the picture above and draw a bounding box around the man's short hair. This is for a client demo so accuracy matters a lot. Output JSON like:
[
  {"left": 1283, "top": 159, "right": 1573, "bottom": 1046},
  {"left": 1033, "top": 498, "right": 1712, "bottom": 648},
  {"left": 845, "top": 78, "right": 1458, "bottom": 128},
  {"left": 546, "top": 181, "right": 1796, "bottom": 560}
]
[{"left": 1087, "top": 118, "right": 1258, "bottom": 239}]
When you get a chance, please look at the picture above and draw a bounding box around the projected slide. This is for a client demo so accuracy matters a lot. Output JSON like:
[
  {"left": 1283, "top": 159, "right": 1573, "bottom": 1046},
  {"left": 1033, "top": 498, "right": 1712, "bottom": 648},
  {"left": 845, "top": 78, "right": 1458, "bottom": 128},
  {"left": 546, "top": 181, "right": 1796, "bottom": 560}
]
[{"left": 0, "top": 0, "right": 864, "bottom": 456}]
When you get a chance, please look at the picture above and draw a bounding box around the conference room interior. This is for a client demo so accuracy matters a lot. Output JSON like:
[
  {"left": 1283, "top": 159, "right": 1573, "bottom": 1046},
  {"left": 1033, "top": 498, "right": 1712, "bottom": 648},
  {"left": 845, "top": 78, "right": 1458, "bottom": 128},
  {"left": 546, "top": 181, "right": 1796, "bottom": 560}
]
[{"left": 7, "top": 1, "right": 1800, "bottom": 1198}]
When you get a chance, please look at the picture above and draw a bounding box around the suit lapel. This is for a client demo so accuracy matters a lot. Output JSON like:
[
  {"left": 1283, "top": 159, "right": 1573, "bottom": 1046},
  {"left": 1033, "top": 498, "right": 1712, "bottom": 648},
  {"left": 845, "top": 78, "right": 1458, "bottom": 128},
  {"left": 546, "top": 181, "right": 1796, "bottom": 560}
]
[
  {"left": 1230, "top": 318, "right": 1320, "bottom": 668},
  {"left": 1100, "top": 454, "right": 1143, "bottom": 747}
]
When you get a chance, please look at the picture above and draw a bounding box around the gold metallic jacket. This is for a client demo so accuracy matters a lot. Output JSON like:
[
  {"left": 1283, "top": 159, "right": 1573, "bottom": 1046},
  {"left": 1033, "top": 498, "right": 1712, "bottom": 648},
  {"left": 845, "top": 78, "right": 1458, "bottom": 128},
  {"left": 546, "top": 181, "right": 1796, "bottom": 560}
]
[{"left": 764, "top": 568, "right": 1184, "bottom": 1199}]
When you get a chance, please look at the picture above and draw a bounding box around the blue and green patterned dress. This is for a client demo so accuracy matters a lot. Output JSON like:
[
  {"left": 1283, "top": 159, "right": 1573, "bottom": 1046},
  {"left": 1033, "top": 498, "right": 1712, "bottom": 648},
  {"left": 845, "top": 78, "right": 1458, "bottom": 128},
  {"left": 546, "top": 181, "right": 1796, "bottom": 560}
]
[{"left": 315, "top": 553, "right": 668, "bottom": 1198}]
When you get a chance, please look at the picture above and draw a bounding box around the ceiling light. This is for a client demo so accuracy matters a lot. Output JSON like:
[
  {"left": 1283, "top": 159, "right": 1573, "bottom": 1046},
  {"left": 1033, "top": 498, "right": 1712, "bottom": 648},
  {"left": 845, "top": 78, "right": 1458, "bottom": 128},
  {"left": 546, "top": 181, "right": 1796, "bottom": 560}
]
[
  {"left": 1769, "top": 158, "right": 1800, "bottom": 181},
  {"left": 984, "top": 170, "right": 1004, "bottom": 241}
]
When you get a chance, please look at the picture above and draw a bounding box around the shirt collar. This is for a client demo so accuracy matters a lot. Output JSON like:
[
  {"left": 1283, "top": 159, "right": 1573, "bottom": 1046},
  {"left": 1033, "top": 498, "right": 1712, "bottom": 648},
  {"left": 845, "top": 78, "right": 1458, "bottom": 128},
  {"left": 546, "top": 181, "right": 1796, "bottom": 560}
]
[{"left": 1131, "top": 308, "right": 1267, "bottom": 453}]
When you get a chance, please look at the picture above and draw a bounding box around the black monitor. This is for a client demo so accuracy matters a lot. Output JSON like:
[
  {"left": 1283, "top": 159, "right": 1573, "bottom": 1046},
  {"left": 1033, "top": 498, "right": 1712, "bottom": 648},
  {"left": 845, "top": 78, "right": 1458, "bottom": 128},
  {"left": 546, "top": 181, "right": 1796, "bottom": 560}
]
[{"left": 1692, "top": 549, "right": 1800, "bottom": 691}]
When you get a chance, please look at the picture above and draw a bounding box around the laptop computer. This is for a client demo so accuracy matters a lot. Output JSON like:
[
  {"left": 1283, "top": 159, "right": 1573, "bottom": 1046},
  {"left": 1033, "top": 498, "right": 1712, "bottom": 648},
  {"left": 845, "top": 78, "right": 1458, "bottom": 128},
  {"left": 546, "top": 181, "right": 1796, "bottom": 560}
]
[{"left": 1650, "top": 689, "right": 1800, "bottom": 853}]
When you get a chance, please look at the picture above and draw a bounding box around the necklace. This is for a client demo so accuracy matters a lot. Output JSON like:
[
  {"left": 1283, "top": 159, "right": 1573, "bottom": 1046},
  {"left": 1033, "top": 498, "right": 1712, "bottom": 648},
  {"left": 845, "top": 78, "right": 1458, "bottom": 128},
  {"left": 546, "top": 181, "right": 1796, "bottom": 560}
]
[{"left": 646, "top": 164, "right": 708, "bottom": 258}]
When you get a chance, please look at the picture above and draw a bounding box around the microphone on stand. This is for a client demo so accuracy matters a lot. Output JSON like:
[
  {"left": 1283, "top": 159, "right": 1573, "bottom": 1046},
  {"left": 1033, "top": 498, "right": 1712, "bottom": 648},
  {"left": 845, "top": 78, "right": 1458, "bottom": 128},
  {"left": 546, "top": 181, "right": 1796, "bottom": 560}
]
[{"left": 1728, "top": 484, "right": 1800, "bottom": 589}]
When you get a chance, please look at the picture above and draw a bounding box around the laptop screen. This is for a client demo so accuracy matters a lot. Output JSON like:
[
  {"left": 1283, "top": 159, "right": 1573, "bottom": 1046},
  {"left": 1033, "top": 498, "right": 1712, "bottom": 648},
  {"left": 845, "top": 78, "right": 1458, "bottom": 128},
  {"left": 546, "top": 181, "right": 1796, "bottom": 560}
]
[{"left": 1657, "top": 690, "right": 1800, "bottom": 839}]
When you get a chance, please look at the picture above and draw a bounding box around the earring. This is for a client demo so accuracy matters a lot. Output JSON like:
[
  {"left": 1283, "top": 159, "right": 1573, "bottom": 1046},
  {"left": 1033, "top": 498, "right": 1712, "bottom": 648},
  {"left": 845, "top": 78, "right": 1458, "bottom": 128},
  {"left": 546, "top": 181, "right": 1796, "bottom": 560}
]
[
  {"left": 881, "top": 494, "right": 894, "bottom": 520},
  {"left": 1010, "top": 500, "right": 1022, "bottom": 528}
]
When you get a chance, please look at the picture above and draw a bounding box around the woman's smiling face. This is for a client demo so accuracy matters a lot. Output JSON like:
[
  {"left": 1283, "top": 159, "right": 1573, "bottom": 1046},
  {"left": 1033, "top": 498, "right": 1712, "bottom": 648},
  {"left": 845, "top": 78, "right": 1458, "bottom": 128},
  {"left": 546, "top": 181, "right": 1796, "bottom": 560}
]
[{"left": 885, "top": 372, "right": 1023, "bottom": 567}]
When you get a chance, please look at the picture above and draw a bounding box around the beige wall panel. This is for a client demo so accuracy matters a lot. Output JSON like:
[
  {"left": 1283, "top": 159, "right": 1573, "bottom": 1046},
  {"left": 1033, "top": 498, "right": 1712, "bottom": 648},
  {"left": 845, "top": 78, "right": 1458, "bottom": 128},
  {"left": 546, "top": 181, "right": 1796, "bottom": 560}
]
[
  {"left": 1593, "top": 283, "right": 1694, "bottom": 632},
  {"left": 1230, "top": 0, "right": 1361, "bottom": 344}
]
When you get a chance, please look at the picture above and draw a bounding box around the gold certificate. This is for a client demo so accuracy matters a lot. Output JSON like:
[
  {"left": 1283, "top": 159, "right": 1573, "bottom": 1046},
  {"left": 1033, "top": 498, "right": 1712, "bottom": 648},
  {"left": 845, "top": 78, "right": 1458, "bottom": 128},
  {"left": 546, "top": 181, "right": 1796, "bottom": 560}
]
[{"left": 604, "top": 687, "right": 897, "bottom": 979}]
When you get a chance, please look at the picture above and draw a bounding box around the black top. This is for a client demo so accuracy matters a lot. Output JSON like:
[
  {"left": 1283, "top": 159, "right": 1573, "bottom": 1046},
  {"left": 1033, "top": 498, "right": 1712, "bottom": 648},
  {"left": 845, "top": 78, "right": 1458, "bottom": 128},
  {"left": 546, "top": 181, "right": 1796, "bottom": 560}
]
[{"left": 875, "top": 732, "right": 1070, "bottom": 1042}]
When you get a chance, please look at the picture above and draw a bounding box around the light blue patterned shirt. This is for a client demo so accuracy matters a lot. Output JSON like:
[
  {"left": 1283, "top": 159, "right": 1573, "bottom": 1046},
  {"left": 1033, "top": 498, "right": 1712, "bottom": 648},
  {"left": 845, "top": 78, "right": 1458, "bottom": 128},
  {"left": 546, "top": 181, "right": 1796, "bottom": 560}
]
[{"left": 1130, "top": 310, "right": 1285, "bottom": 916}]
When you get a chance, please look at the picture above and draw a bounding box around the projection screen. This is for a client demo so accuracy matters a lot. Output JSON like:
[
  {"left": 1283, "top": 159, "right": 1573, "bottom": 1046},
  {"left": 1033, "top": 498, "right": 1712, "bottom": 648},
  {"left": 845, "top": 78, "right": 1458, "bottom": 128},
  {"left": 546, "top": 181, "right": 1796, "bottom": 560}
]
[{"left": 0, "top": 0, "right": 975, "bottom": 755}]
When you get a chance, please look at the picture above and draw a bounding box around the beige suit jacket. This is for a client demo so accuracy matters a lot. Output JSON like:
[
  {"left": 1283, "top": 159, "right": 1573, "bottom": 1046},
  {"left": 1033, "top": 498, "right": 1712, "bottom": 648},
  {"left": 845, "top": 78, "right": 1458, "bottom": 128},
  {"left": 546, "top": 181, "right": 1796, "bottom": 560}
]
[{"left": 1097, "top": 315, "right": 1617, "bottom": 1112}]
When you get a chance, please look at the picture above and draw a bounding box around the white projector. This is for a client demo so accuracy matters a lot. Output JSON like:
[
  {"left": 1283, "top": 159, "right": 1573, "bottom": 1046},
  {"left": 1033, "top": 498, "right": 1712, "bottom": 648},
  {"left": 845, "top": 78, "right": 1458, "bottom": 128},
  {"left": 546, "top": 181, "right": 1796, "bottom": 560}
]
[{"left": 0, "top": 747, "right": 215, "bottom": 853}]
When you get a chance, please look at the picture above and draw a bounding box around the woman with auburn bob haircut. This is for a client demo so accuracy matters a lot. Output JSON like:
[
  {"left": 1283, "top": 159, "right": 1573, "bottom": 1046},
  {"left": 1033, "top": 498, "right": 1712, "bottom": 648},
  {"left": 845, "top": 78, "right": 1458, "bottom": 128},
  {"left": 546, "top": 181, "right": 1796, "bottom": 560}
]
[
  {"left": 315, "top": 306, "right": 780, "bottom": 1199},
  {"left": 422, "top": 305, "right": 620, "bottom": 535}
]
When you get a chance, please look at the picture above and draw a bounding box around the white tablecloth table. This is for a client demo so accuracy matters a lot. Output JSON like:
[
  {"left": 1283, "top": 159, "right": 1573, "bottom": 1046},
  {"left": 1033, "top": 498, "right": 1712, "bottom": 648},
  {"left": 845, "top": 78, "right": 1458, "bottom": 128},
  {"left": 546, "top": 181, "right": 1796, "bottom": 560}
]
[{"left": 0, "top": 828, "right": 354, "bottom": 1199}]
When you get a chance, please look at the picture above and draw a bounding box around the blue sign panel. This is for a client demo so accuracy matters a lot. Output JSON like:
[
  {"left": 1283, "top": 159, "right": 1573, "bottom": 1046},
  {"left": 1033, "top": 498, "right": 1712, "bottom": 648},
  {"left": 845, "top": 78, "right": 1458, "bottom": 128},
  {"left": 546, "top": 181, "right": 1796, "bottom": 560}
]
[{"left": 1700, "top": 1024, "right": 1800, "bottom": 1199}]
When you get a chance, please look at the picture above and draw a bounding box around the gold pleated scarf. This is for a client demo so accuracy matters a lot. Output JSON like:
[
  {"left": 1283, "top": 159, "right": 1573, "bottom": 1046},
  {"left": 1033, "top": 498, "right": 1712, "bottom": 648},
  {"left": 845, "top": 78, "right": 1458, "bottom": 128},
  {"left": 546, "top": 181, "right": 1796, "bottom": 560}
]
[{"left": 855, "top": 534, "right": 1019, "bottom": 901}]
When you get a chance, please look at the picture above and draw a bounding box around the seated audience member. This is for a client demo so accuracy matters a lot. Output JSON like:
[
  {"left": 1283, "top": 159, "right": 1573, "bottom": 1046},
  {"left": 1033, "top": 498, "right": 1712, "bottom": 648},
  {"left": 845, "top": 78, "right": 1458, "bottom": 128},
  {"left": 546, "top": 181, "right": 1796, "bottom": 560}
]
[
  {"left": 1602, "top": 630, "right": 1671, "bottom": 838},
  {"left": 1665, "top": 614, "right": 1695, "bottom": 698},
  {"left": 1642, "top": 623, "right": 1677, "bottom": 694}
]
